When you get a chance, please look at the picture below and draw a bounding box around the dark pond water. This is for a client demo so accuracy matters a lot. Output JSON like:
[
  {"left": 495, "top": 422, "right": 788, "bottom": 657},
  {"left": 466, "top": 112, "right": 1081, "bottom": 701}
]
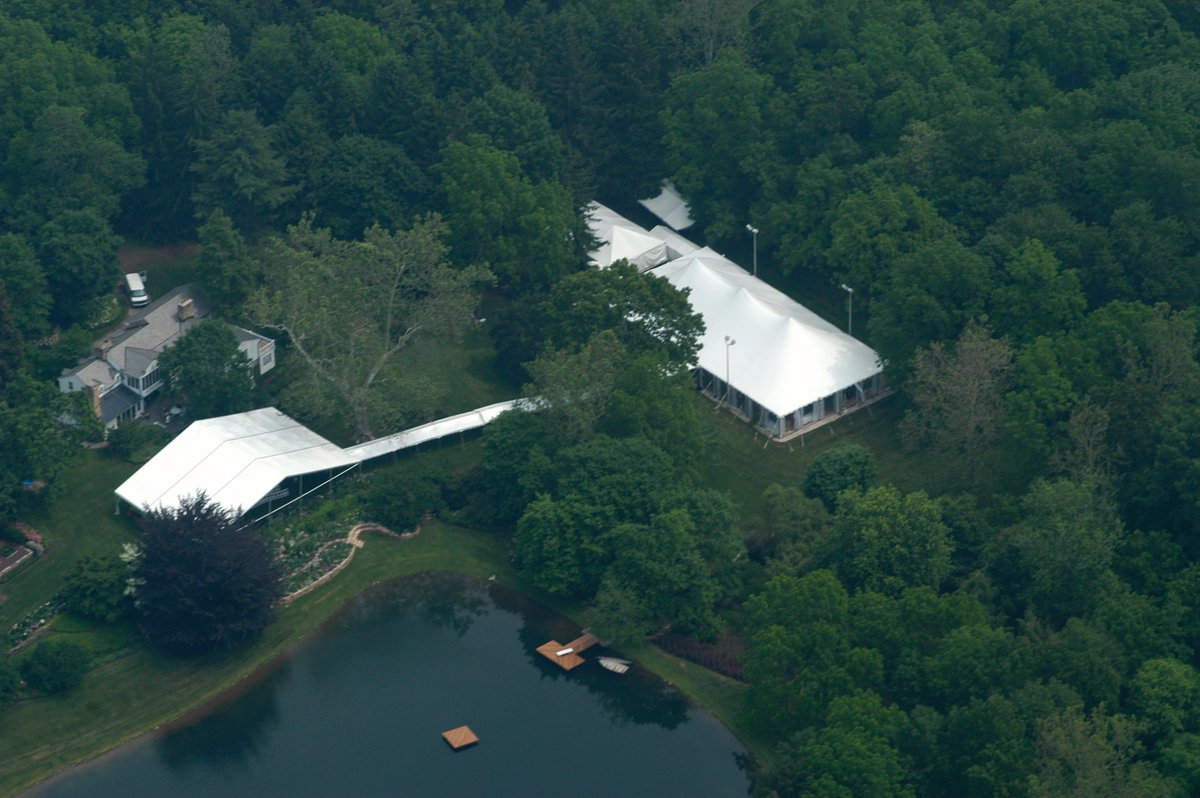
[{"left": 31, "top": 574, "right": 749, "bottom": 797}]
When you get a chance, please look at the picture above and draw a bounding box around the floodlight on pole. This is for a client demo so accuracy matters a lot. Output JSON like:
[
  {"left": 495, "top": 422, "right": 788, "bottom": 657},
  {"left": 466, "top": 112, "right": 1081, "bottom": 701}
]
[
  {"left": 745, "top": 224, "right": 759, "bottom": 277},
  {"left": 723, "top": 335, "right": 736, "bottom": 409},
  {"left": 840, "top": 284, "right": 854, "bottom": 336}
]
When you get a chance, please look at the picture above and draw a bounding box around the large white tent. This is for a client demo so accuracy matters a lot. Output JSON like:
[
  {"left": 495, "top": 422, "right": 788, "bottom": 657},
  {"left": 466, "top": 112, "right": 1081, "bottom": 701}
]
[
  {"left": 586, "top": 202, "right": 668, "bottom": 270},
  {"left": 651, "top": 249, "right": 883, "bottom": 434},
  {"left": 115, "top": 407, "right": 358, "bottom": 516}
]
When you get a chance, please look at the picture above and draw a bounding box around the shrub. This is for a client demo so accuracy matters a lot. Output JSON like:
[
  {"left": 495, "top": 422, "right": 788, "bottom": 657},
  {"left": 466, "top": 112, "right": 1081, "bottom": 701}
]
[
  {"left": 363, "top": 472, "right": 441, "bottom": 532},
  {"left": 62, "top": 552, "right": 131, "bottom": 623},
  {"left": 21, "top": 640, "right": 89, "bottom": 694},
  {"left": 802, "top": 444, "right": 876, "bottom": 511}
]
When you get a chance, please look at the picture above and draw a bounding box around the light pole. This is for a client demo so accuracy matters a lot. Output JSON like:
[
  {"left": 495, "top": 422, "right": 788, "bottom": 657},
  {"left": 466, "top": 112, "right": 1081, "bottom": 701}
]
[
  {"left": 723, "top": 335, "right": 736, "bottom": 408},
  {"left": 745, "top": 224, "right": 759, "bottom": 277},
  {"left": 840, "top": 283, "right": 854, "bottom": 336}
]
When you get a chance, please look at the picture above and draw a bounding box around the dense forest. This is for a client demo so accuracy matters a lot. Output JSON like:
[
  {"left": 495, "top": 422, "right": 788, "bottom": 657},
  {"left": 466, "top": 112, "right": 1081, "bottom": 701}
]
[{"left": 3, "top": 1, "right": 1200, "bottom": 795}]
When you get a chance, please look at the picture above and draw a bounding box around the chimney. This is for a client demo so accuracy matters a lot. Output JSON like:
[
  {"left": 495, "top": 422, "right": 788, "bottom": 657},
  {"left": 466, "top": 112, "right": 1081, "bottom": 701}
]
[
  {"left": 177, "top": 298, "right": 195, "bottom": 321},
  {"left": 88, "top": 385, "right": 103, "bottom": 419},
  {"left": 93, "top": 339, "right": 113, "bottom": 360}
]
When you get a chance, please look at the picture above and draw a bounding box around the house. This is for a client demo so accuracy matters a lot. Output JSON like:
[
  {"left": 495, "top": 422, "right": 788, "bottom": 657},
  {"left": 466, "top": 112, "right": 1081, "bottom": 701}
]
[{"left": 58, "top": 285, "right": 276, "bottom": 430}]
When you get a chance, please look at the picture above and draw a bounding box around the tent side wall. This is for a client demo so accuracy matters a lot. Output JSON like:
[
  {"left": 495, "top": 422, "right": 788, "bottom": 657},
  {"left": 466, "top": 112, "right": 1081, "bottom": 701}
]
[{"left": 697, "top": 368, "right": 886, "bottom": 438}]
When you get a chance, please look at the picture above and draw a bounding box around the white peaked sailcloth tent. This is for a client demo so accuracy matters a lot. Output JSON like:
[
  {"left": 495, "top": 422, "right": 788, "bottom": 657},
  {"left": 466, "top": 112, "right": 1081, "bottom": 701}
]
[
  {"left": 587, "top": 202, "right": 669, "bottom": 270},
  {"left": 115, "top": 407, "right": 358, "bottom": 517},
  {"left": 651, "top": 249, "right": 885, "bottom": 436},
  {"left": 639, "top": 181, "right": 695, "bottom": 231}
]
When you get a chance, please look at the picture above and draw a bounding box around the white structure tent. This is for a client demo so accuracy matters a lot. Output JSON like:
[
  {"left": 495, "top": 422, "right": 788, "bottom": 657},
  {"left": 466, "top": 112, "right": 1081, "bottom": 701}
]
[
  {"left": 586, "top": 202, "right": 668, "bottom": 270},
  {"left": 115, "top": 408, "right": 358, "bottom": 517},
  {"left": 116, "top": 402, "right": 527, "bottom": 520},
  {"left": 639, "top": 181, "right": 695, "bottom": 231},
  {"left": 588, "top": 203, "right": 885, "bottom": 438},
  {"left": 651, "top": 250, "right": 884, "bottom": 436}
]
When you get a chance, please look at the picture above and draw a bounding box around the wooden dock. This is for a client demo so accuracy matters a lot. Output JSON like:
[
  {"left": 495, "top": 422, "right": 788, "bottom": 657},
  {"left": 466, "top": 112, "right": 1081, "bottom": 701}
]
[
  {"left": 536, "top": 632, "right": 600, "bottom": 670},
  {"left": 442, "top": 725, "right": 479, "bottom": 750}
]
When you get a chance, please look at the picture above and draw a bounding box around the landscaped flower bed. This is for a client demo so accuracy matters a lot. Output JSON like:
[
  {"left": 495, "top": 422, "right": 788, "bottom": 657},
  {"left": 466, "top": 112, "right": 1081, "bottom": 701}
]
[
  {"left": 8, "top": 595, "right": 65, "bottom": 650},
  {"left": 281, "top": 540, "right": 355, "bottom": 595}
]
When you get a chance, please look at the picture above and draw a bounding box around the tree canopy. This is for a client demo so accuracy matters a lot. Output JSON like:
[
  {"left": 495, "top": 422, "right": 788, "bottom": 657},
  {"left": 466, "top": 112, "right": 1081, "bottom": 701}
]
[{"left": 134, "top": 493, "right": 282, "bottom": 655}]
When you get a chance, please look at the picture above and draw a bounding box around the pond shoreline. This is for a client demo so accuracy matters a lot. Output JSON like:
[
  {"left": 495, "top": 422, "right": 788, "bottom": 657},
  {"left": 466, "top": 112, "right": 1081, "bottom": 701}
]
[
  {"left": 8, "top": 522, "right": 757, "bottom": 797},
  {"left": 24, "top": 572, "right": 752, "bottom": 797}
]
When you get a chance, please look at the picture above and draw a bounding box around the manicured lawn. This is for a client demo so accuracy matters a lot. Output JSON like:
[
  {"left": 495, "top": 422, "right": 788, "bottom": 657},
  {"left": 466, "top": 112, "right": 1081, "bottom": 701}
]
[
  {"left": 693, "top": 393, "right": 934, "bottom": 529},
  {"left": 0, "top": 451, "right": 138, "bottom": 632}
]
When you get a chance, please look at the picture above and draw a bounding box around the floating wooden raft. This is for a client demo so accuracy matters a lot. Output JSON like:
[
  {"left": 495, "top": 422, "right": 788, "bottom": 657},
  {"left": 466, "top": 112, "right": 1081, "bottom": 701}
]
[
  {"left": 442, "top": 725, "right": 480, "bottom": 750},
  {"left": 536, "top": 632, "right": 599, "bottom": 670}
]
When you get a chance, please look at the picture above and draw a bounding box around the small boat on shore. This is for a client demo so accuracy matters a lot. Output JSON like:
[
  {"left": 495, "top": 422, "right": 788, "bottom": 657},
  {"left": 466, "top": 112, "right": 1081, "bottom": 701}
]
[{"left": 598, "top": 657, "right": 632, "bottom": 674}]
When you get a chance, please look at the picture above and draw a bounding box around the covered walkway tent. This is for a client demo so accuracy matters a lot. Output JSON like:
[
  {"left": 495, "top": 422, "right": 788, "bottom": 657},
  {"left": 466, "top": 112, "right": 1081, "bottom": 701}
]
[
  {"left": 115, "top": 407, "right": 359, "bottom": 517},
  {"left": 116, "top": 402, "right": 529, "bottom": 520},
  {"left": 650, "top": 250, "right": 884, "bottom": 437}
]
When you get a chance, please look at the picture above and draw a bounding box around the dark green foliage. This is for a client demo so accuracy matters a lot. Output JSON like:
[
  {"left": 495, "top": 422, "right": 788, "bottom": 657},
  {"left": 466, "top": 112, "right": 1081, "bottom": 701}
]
[
  {"left": 362, "top": 472, "right": 441, "bottom": 533},
  {"left": 831, "top": 486, "right": 954, "bottom": 596},
  {"left": 0, "top": 654, "right": 18, "bottom": 707},
  {"left": 438, "top": 134, "right": 579, "bottom": 292},
  {"left": 62, "top": 552, "right": 131, "bottom": 624},
  {"left": 0, "top": 373, "right": 83, "bottom": 525},
  {"left": 157, "top": 320, "right": 254, "bottom": 421},
  {"left": 0, "top": 279, "right": 25, "bottom": 384},
  {"left": 196, "top": 209, "right": 256, "bottom": 310},
  {"left": 37, "top": 208, "right": 122, "bottom": 326},
  {"left": 135, "top": 493, "right": 282, "bottom": 655},
  {"left": 0, "top": 233, "right": 51, "bottom": 338},
  {"left": 802, "top": 443, "right": 876, "bottom": 511},
  {"left": 20, "top": 640, "right": 89, "bottom": 694},
  {"left": 105, "top": 421, "right": 167, "bottom": 463},
  {"left": 760, "top": 692, "right": 915, "bottom": 798},
  {"left": 312, "top": 134, "right": 427, "bottom": 240}
]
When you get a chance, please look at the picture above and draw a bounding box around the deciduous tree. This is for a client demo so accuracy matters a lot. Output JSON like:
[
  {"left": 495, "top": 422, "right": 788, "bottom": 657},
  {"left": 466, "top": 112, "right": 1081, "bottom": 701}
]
[
  {"left": 832, "top": 485, "right": 954, "bottom": 596},
  {"left": 248, "top": 216, "right": 490, "bottom": 441},
  {"left": 901, "top": 322, "right": 1013, "bottom": 490},
  {"left": 157, "top": 320, "right": 254, "bottom": 420},
  {"left": 134, "top": 493, "right": 281, "bottom": 654},
  {"left": 803, "top": 443, "right": 876, "bottom": 511}
]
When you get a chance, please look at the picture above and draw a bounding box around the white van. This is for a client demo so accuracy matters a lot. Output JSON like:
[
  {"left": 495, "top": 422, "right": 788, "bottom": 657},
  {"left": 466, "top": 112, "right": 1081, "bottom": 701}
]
[{"left": 123, "top": 271, "right": 149, "bottom": 307}]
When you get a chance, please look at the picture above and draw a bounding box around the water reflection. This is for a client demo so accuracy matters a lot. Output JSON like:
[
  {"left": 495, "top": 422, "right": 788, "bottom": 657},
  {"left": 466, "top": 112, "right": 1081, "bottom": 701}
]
[
  {"left": 336, "top": 571, "right": 489, "bottom": 637},
  {"left": 506, "top": 601, "right": 690, "bottom": 729},
  {"left": 156, "top": 660, "right": 289, "bottom": 774}
]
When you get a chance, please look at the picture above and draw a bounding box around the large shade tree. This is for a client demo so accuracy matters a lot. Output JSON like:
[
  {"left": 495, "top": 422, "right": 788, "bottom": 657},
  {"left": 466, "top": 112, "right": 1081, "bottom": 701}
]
[
  {"left": 248, "top": 215, "right": 491, "bottom": 441},
  {"left": 134, "top": 493, "right": 281, "bottom": 655}
]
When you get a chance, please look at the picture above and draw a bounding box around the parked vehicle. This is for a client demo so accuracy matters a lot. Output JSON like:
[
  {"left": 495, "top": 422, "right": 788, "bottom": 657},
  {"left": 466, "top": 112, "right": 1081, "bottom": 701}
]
[{"left": 123, "top": 271, "right": 149, "bottom": 307}]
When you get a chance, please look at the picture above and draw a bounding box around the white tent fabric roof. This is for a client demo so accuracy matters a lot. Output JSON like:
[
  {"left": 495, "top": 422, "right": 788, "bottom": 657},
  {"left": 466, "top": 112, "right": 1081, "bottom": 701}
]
[
  {"left": 343, "top": 400, "right": 521, "bottom": 462},
  {"left": 587, "top": 202, "right": 668, "bottom": 271},
  {"left": 651, "top": 249, "right": 882, "bottom": 417},
  {"left": 115, "top": 407, "right": 357, "bottom": 515},
  {"left": 639, "top": 181, "right": 694, "bottom": 231}
]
